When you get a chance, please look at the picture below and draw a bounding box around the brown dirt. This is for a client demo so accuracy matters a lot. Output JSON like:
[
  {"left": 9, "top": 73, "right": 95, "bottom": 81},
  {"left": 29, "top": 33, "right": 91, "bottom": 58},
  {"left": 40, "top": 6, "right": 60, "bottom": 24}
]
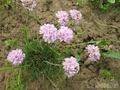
[{"left": 0, "top": 0, "right": 120, "bottom": 90}]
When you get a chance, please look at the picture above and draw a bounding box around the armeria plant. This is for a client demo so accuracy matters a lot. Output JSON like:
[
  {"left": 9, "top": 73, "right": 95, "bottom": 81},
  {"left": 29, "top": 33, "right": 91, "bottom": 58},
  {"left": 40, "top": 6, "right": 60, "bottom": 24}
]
[
  {"left": 2, "top": 1, "right": 120, "bottom": 87},
  {"left": 6, "top": 9, "right": 83, "bottom": 81}
]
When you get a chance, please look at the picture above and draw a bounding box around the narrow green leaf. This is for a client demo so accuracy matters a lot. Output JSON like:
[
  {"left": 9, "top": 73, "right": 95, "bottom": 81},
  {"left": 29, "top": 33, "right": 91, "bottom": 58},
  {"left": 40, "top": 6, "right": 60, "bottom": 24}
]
[
  {"left": 102, "top": 52, "right": 120, "bottom": 59},
  {"left": 75, "top": 55, "right": 82, "bottom": 62},
  {"left": 99, "top": 0, "right": 103, "bottom": 8},
  {"left": 82, "top": 0, "right": 89, "bottom": 5},
  {"left": 0, "top": 65, "right": 27, "bottom": 71},
  {"left": 5, "top": 41, "right": 11, "bottom": 46},
  {"left": 19, "top": 84, "right": 24, "bottom": 89},
  {"left": 97, "top": 41, "right": 106, "bottom": 47},
  {"left": 65, "top": 47, "right": 71, "bottom": 55},
  {"left": 78, "top": 48, "right": 83, "bottom": 53},
  {"left": 107, "top": 0, "right": 115, "bottom": 3},
  {"left": 77, "top": 31, "right": 83, "bottom": 35}
]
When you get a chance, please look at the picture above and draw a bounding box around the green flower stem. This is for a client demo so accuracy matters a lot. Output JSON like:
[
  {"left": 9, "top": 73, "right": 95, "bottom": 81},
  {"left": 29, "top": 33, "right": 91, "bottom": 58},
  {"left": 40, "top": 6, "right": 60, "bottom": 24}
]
[
  {"left": 90, "top": 11, "right": 120, "bottom": 31},
  {"left": 13, "top": 0, "right": 42, "bottom": 25},
  {"left": 50, "top": 47, "right": 61, "bottom": 56},
  {"left": 66, "top": 40, "right": 120, "bottom": 47},
  {"left": 93, "top": 18, "right": 120, "bottom": 31},
  {"left": 46, "top": 75, "right": 59, "bottom": 90},
  {"left": 29, "top": 11, "right": 42, "bottom": 25},
  {"left": 43, "top": 61, "right": 62, "bottom": 67},
  {"left": 0, "top": 65, "right": 28, "bottom": 71},
  {"left": 24, "top": 28, "right": 28, "bottom": 43},
  {"left": 15, "top": 0, "right": 17, "bottom": 12},
  {"left": 26, "top": 10, "right": 29, "bottom": 26}
]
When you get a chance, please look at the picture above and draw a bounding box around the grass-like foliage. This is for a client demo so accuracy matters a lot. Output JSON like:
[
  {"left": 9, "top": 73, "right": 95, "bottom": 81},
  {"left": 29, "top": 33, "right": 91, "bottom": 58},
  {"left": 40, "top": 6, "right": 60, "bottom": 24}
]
[
  {"left": 77, "top": 0, "right": 120, "bottom": 12},
  {"left": 100, "top": 68, "right": 115, "bottom": 82},
  {"left": 22, "top": 28, "right": 63, "bottom": 81},
  {"left": 0, "top": 0, "right": 12, "bottom": 8},
  {"left": 91, "top": 0, "right": 120, "bottom": 12}
]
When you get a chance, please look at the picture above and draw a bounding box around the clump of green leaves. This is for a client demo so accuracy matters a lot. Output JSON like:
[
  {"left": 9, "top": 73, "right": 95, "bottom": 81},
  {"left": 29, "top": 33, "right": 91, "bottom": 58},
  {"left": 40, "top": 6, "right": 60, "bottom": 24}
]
[
  {"left": 5, "top": 39, "right": 19, "bottom": 47},
  {"left": 115, "top": 7, "right": 120, "bottom": 14},
  {"left": 100, "top": 68, "right": 115, "bottom": 81},
  {"left": 96, "top": 40, "right": 120, "bottom": 59},
  {"left": 79, "top": 0, "right": 120, "bottom": 12},
  {"left": 23, "top": 40, "right": 63, "bottom": 80},
  {"left": 92, "top": 0, "right": 120, "bottom": 12},
  {"left": 0, "top": 0, "right": 12, "bottom": 9},
  {"left": 81, "top": 0, "right": 118, "bottom": 4},
  {"left": 22, "top": 28, "right": 63, "bottom": 81},
  {"left": 6, "top": 69, "right": 26, "bottom": 90}
]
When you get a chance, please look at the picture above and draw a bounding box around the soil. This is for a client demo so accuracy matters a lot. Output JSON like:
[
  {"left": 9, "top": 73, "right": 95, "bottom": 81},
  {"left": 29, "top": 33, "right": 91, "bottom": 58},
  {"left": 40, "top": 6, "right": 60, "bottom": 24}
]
[{"left": 0, "top": 0, "right": 120, "bottom": 90}]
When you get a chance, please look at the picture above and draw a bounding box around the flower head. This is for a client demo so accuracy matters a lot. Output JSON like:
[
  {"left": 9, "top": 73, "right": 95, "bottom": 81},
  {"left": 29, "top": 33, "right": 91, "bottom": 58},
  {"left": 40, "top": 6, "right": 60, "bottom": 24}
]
[
  {"left": 69, "top": 9, "right": 82, "bottom": 24},
  {"left": 7, "top": 49, "right": 25, "bottom": 65},
  {"left": 86, "top": 45, "right": 101, "bottom": 61},
  {"left": 56, "top": 11, "right": 69, "bottom": 26},
  {"left": 62, "top": 56, "right": 80, "bottom": 77},
  {"left": 57, "top": 26, "right": 73, "bottom": 43},
  {"left": 39, "top": 24, "right": 58, "bottom": 43},
  {"left": 21, "top": 0, "right": 36, "bottom": 11}
]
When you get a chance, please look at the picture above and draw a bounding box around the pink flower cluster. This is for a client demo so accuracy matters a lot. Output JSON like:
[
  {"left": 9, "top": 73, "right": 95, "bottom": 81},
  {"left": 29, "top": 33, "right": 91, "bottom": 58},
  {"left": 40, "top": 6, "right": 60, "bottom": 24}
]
[
  {"left": 21, "top": 0, "right": 36, "bottom": 11},
  {"left": 62, "top": 57, "right": 80, "bottom": 77},
  {"left": 56, "top": 9, "right": 82, "bottom": 25},
  {"left": 40, "top": 24, "right": 58, "bottom": 43},
  {"left": 58, "top": 26, "right": 73, "bottom": 43},
  {"left": 69, "top": 9, "right": 82, "bottom": 24},
  {"left": 56, "top": 11, "right": 69, "bottom": 26},
  {"left": 39, "top": 24, "right": 73, "bottom": 43},
  {"left": 86, "top": 45, "right": 101, "bottom": 61},
  {"left": 7, "top": 49, "right": 25, "bottom": 65}
]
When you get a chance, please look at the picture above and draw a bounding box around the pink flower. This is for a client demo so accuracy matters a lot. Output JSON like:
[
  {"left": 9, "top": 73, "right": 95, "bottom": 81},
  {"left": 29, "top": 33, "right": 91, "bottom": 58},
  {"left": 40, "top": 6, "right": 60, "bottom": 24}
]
[
  {"left": 7, "top": 49, "right": 25, "bottom": 65},
  {"left": 56, "top": 11, "right": 69, "bottom": 26},
  {"left": 39, "top": 24, "right": 58, "bottom": 43},
  {"left": 86, "top": 45, "right": 101, "bottom": 61},
  {"left": 69, "top": 9, "right": 82, "bottom": 24},
  {"left": 57, "top": 26, "right": 73, "bottom": 43},
  {"left": 21, "top": 0, "right": 36, "bottom": 11},
  {"left": 62, "top": 56, "right": 80, "bottom": 77}
]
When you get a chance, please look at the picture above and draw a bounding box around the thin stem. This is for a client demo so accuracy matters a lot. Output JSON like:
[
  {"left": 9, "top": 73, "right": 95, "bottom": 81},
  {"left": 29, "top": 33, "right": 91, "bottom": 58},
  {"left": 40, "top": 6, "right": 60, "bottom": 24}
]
[
  {"left": 12, "top": 0, "right": 42, "bottom": 25},
  {"left": 93, "top": 18, "right": 120, "bottom": 31},
  {"left": 15, "top": 0, "right": 16, "bottom": 13},
  {"left": 50, "top": 47, "right": 61, "bottom": 56},
  {"left": 0, "top": 65, "right": 28, "bottom": 71},
  {"left": 6, "top": 72, "right": 11, "bottom": 90},
  {"left": 90, "top": 11, "right": 120, "bottom": 31},
  {"left": 46, "top": 74, "right": 59, "bottom": 90},
  {"left": 29, "top": 11, "right": 42, "bottom": 25},
  {"left": 26, "top": 10, "right": 29, "bottom": 26},
  {"left": 24, "top": 28, "right": 28, "bottom": 43},
  {"left": 43, "top": 61, "right": 62, "bottom": 67},
  {"left": 66, "top": 40, "right": 120, "bottom": 47}
]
